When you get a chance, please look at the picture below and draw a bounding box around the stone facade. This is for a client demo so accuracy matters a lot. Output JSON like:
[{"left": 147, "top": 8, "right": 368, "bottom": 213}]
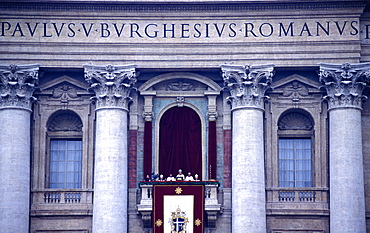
[{"left": 0, "top": 1, "right": 370, "bottom": 233}]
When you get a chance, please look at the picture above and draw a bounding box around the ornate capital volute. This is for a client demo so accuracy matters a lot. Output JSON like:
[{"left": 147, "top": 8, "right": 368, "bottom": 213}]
[
  {"left": 84, "top": 64, "right": 138, "bottom": 110},
  {"left": 220, "top": 64, "right": 274, "bottom": 110},
  {"left": 0, "top": 64, "right": 40, "bottom": 111},
  {"left": 319, "top": 62, "right": 370, "bottom": 110}
]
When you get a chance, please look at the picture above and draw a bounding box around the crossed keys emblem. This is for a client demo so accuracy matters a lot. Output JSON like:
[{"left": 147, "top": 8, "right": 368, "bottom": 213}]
[{"left": 169, "top": 206, "right": 188, "bottom": 233}]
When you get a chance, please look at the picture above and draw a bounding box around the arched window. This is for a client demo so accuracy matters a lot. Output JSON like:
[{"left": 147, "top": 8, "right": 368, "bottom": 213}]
[
  {"left": 278, "top": 110, "right": 314, "bottom": 187},
  {"left": 158, "top": 106, "right": 202, "bottom": 179},
  {"left": 46, "top": 110, "right": 83, "bottom": 189}
]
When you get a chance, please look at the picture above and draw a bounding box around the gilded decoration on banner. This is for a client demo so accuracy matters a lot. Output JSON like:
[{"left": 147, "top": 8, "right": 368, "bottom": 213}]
[
  {"left": 170, "top": 207, "right": 189, "bottom": 233},
  {"left": 175, "top": 187, "right": 183, "bottom": 195},
  {"left": 194, "top": 218, "right": 202, "bottom": 226},
  {"left": 155, "top": 219, "right": 163, "bottom": 227}
]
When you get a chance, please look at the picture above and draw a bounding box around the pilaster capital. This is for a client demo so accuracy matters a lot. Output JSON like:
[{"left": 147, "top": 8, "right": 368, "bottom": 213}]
[
  {"left": 142, "top": 111, "right": 154, "bottom": 121},
  {"left": 221, "top": 64, "right": 274, "bottom": 110},
  {"left": 0, "top": 64, "right": 40, "bottom": 111},
  {"left": 84, "top": 64, "right": 138, "bottom": 110},
  {"left": 207, "top": 111, "right": 218, "bottom": 121},
  {"left": 319, "top": 62, "right": 370, "bottom": 110}
]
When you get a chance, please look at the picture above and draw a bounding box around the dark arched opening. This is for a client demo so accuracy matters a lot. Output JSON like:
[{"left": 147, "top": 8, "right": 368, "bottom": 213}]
[{"left": 159, "top": 106, "right": 202, "bottom": 180}]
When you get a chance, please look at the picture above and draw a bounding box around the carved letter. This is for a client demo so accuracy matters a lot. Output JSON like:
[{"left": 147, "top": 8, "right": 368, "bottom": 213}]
[
  {"left": 350, "top": 21, "right": 359, "bottom": 36},
  {"left": 112, "top": 23, "right": 126, "bottom": 37},
  {"left": 101, "top": 23, "right": 110, "bottom": 37},
  {"left": 334, "top": 21, "right": 347, "bottom": 35},
  {"left": 279, "top": 22, "right": 294, "bottom": 37},
  {"left": 67, "top": 23, "right": 76, "bottom": 37},
  {"left": 229, "top": 23, "right": 237, "bottom": 37},
  {"left": 244, "top": 23, "right": 258, "bottom": 37},
  {"left": 1, "top": 22, "right": 11, "bottom": 36},
  {"left": 181, "top": 24, "right": 190, "bottom": 38},
  {"left": 43, "top": 23, "right": 52, "bottom": 37},
  {"left": 299, "top": 23, "right": 312, "bottom": 36},
  {"left": 80, "top": 23, "right": 94, "bottom": 37},
  {"left": 52, "top": 23, "right": 65, "bottom": 37},
  {"left": 163, "top": 23, "right": 175, "bottom": 38},
  {"left": 214, "top": 23, "right": 226, "bottom": 37},
  {"left": 12, "top": 23, "right": 25, "bottom": 37},
  {"left": 316, "top": 21, "right": 330, "bottom": 36},
  {"left": 130, "top": 23, "right": 143, "bottom": 38},
  {"left": 144, "top": 24, "right": 158, "bottom": 38},
  {"left": 25, "top": 22, "right": 39, "bottom": 37},
  {"left": 259, "top": 23, "right": 273, "bottom": 37}
]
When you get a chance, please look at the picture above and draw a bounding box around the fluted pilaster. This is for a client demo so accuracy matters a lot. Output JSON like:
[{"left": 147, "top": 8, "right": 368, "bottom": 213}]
[
  {"left": 84, "top": 64, "right": 138, "bottom": 110},
  {"left": 319, "top": 62, "right": 369, "bottom": 233},
  {"left": 84, "top": 64, "right": 138, "bottom": 233},
  {"left": 0, "top": 64, "right": 40, "bottom": 233},
  {"left": 221, "top": 63, "right": 274, "bottom": 233}
]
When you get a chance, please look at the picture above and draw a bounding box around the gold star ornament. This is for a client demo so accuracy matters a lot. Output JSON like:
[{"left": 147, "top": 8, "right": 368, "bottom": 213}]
[
  {"left": 194, "top": 218, "right": 202, "bottom": 226},
  {"left": 155, "top": 219, "right": 163, "bottom": 227},
  {"left": 175, "top": 187, "right": 183, "bottom": 194}
]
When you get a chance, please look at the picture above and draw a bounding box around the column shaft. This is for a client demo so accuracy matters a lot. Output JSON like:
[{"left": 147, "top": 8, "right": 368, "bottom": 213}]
[
  {"left": 93, "top": 108, "right": 128, "bottom": 233},
  {"left": 0, "top": 109, "right": 31, "bottom": 232},
  {"left": 232, "top": 108, "right": 266, "bottom": 232},
  {"left": 329, "top": 108, "right": 366, "bottom": 232}
]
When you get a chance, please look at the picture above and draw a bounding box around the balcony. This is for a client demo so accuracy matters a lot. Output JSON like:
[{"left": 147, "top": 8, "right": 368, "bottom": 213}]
[
  {"left": 137, "top": 181, "right": 222, "bottom": 228},
  {"left": 30, "top": 189, "right": 93, "bottom": 216},
  {"left": 266, "top": 187, "right": 329, "bottom": 216}
]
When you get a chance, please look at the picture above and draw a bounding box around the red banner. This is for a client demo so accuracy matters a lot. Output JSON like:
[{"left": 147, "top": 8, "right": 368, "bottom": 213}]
[{"left": 153, "top": 185, "right": 204, "bottom": 233}]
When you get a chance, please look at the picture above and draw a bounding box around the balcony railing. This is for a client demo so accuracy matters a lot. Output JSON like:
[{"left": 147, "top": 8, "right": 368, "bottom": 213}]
[
  {"left": 31, "top": 189, "right": 93, "bottom": 216},
  {"left": 266, "top": 187, "right": 328, "bottom": 203},
  {"left": 266, "top": 187, "right": 329, "bottom": 215}
]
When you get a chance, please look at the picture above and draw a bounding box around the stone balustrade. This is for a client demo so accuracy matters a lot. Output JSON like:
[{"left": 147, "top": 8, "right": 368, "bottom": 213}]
[
  {"left": 266, "top": 187, "right": 329, "bottom": 216},
  {"left": 30, "top": 189, "right": 93, "bottom": 216}
]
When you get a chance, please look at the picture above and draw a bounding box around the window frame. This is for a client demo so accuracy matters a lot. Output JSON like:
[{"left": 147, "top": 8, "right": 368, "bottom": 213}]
[
  {"left": 45, "top": 130, "right": 83, "bottom": 189},
  {"left": 278, "top": 137, "right": 313, "bottom": 188},
  {"left": 49, "top": 138, "right": 83, "bottom": 189}
]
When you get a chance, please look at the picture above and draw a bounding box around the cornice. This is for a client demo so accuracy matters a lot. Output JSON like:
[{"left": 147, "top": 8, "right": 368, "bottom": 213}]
[{"left": 0, "top": 1, "right": 366, "bottom": 13}]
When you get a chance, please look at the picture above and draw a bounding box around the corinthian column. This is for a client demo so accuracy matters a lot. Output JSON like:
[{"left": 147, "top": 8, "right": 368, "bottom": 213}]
[
  {"left": 319, "top": 62, "right": 369, "bottom": 233},
  {"left": 0, "top": 64, "right": 40, "bottom": 232},
  {"left": 84, "top": 64, "right": 138, "bottom": 233},
  {"left": 221, "top": 64, "right": 274, "bottom": 232}
]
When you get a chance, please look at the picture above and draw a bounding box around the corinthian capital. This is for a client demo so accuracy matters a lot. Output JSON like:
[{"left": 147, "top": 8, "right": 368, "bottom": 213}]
[
  {"left": 0, "top": 64, "right": 40, "bottom": 110},
  {"left": 319, "top": 62, "right": 370, "bottom": 110},
  {"left": 84, "top": 64, "right": 138, "bottom": 110},
  {"left": 221, "top": 64, "right": 274, "bottom": 110}
]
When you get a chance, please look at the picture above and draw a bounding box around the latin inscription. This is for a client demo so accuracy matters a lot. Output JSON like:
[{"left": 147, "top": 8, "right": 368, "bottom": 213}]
[{"left": 0, "top": 19, "right": 362, "bottom": 43}]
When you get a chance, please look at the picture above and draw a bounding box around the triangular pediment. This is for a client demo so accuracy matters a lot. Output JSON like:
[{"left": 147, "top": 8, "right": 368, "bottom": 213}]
[
  {"left": 271, "top": 74, "right": 322, "bottom": 94},
  {"left": 39, "top": 75, "right": 89, "bottom": 92}
]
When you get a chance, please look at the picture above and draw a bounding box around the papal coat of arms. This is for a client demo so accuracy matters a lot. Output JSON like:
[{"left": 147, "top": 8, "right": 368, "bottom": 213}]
[{"left": 169, "top": 206, "right": 189, "bottom": 233}]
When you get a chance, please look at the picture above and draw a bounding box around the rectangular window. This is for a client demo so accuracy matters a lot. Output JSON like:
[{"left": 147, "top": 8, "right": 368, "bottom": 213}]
[
  {"left": 50, "top": 139, "right": 82, "bottom": 189},
  {"left": 279, "top": 138, "right": 312, "bottom": 187}
]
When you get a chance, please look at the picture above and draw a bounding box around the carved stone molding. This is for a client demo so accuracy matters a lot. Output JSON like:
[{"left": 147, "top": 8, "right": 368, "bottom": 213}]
[
  {"left": 207, "top": 111, "right": 218, "bottom": 121},
  {"left": 0, "top": 63, "right": 40, "bottom": 110},
  {"left": 0, "top": 2, "right": 364, "bottom": 13},
  {"left": 52, "top": 84, "right": 78, "bottom": 102},
  {"left": 84, "top": 64, "right": 138, "bottom": 110},
  {"left": 278, "top": 112, "right": 313, "bottom": 130},
  {"left": 282, "top": 81, "right": 309, "bottom": 102},
  {"left": 47, "top": 112, "right": 83, "bottom": 132},
  {"left": 142, "top": 111, "right": 154, "bottom": 122},
  {"left": 165, "top": 80, "right": 197, "bottom": 91},
  {"left": 176, "top": 96, "right": 185, "bottom": 107},
  {"left": 319, "top": 62, "right": 370, "bottom": 110},
  {"left": 221, "top": 64, "right": 275, "bottom": 110}
]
